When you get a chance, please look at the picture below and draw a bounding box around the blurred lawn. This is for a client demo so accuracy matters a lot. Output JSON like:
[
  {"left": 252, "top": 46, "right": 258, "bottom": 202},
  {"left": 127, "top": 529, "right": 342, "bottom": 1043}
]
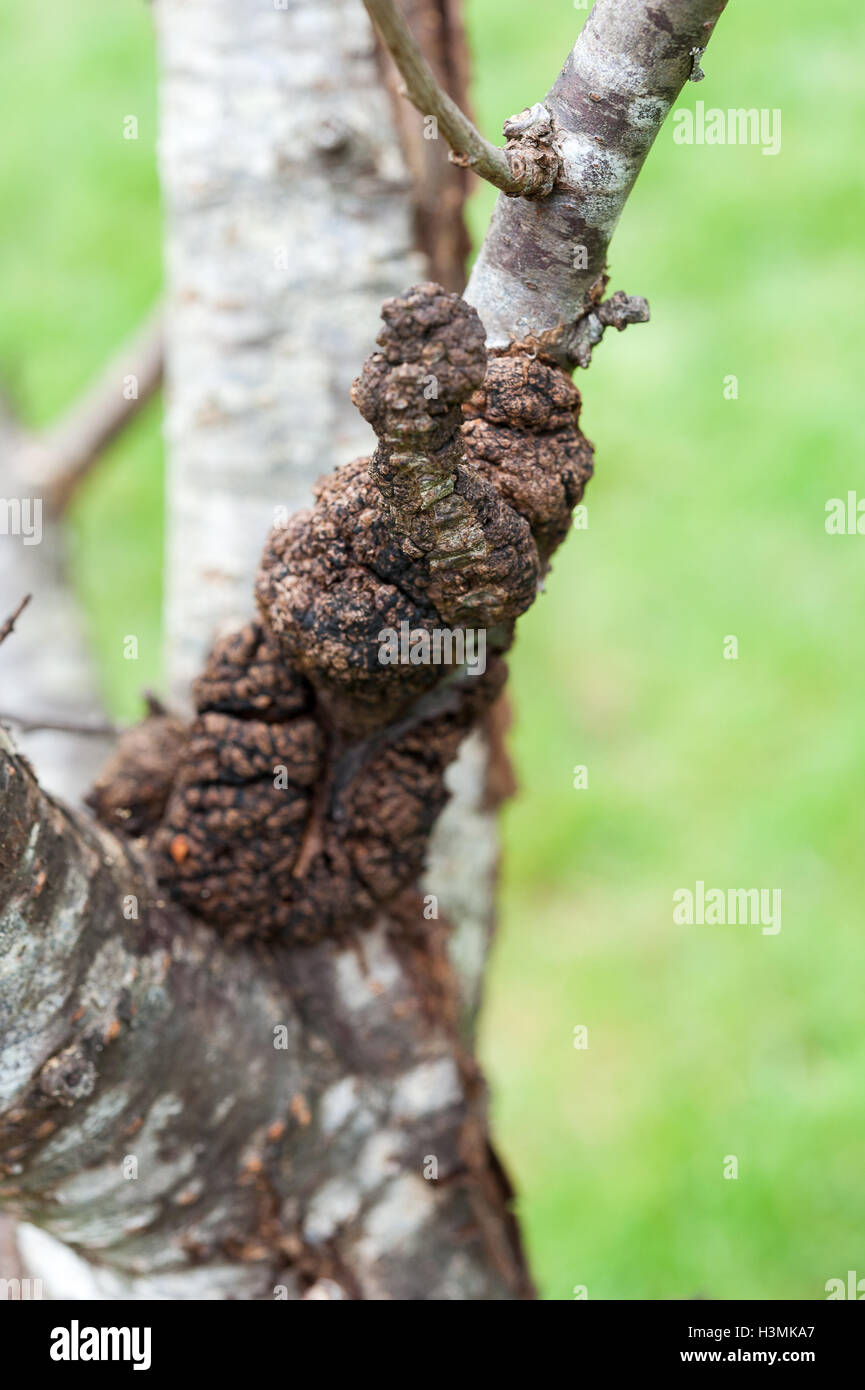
[{"left": 2, "top": 0, "right": 863, "bottom": 1299}]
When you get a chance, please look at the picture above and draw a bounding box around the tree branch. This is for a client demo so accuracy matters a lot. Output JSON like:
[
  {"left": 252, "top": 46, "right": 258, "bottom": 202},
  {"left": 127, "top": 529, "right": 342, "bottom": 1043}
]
[
  {"left": 0, "top": 595, "right": 31, "bottom": 649},
  {"left": 465, "top": 0, "right": 729, "bottom": 362},
  {"left": 0, "top": 712, "right": 118, "bottom": 738},
  {"left": 363, "top": 0, "right": 561, "bottom": 197},
  {"left": 9, "top": 304, "right": 163, "bottom": 513},
  {"left": 0, "top": 447, "right": 112, "bottom": 802},
  {"left": 373, "top": 0, "right": 474, "bottom": 292}
]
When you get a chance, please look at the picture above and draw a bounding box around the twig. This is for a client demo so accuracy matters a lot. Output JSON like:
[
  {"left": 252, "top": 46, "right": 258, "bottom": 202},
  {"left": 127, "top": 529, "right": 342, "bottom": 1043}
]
[
  {"left": 9, "top": 304, "right": 163, "bottom": 513},
  {"left": 0, "top": 710, "right": 118, "bottom": 737},
  {"left": 0, "top": 594, "right": 32, "bottom": 647},
  {"left": 363, "top": 0, "right": 559, "bottom": 198}
]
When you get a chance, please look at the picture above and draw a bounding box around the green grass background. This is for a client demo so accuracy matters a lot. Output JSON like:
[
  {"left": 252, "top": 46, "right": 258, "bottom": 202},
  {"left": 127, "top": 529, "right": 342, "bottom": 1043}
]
[{"left": 2, "top": 0, "right": 863, "bottom": 1299}]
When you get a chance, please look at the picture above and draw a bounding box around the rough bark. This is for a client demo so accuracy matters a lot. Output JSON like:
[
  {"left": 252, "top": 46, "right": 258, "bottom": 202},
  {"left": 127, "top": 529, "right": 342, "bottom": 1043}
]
[
  {"left": 0, "top": 729, "right": 529, "bottom": 1299},
  {"left": 154, "top": 0, "right": 501, "bottom": 1048}
]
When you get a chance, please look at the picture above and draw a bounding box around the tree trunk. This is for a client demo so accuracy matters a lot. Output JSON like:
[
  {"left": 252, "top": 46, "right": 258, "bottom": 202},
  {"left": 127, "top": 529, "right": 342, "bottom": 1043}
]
[{"left": 159, "top": 0, "right": 472, "bottom": 700}]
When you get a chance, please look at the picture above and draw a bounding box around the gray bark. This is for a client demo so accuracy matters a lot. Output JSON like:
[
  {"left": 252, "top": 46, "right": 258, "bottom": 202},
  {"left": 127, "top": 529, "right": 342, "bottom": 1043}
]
[
  {"left": 157, "top": 0, "right": 428, "bottom": 702},
  {"left": 465, "top": 0, "right": 728, "bottom": 361},
  {"left": 0, "top": 730, "right": 528, "bottom": 1299}
]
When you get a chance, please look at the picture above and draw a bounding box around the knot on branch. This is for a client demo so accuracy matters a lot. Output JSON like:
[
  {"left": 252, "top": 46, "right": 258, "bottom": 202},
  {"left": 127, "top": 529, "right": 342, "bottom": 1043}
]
[
  {"left": 502, "top": 103, "right": 562, "bottom": 199},
  {"left": 191, "top": 621, "right": 312, "bottom": 722},
  {"left": 566, "top": 286, "right": 651, "bottom": 369},
  {"left": 462, "top": 349, "right": 594, "bottom": 565},
  {"left": 95, "top": 287, "right": 595, "bottom": 947},
  {"left": 149, "top": 623, "right": 506, "bottom": 943},
  {"left": 38, "top": 1044, "right": 97, "bottom": 1107},
  {"left": 351, "top": 283, "right": 487, "bottom": 444},
  {"left": 257, "top": 285, "right": 538, "bottom": 735}
]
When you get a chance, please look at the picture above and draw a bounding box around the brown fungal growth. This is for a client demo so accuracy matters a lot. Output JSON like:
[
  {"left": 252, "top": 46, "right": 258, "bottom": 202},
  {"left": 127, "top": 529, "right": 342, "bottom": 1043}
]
[
  {"left": 461, "top": 346, "right": 594, "bottom": 565},
  {"left": 85, "top": 712, "right": 187, "bottom": 837},
  {"left": 255, "top": 457, "right": 448, "bottom": 738},
  {"left": 150, "top": 656, "right": 505, "bottom": 944},
  {"left": 257, "top": 284, "right": 540, "bottom": 737},
  {"left": 91, "top": 284, "right": 595, "bottom": 947}
]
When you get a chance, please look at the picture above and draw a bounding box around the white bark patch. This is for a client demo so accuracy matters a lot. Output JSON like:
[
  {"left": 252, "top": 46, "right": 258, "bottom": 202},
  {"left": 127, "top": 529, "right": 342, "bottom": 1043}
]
[
  {"left": 211, "top": 1095, "right": 237, "bottom": 1126},
  {"left": 77, "top": 938, "right": 140, "bottom": 1033},
  {"left": 334, "top": 929, "right": 402, "bottom": 1012},
  {"left": 17, "top": 1223, "right": 267, "bottom": 1300},
  {"left": 303, "top": 1278, "right": 348, "bottom": 1300},
  {"left": 44, "top": 1202, "right": 163, "bottom": 1251},
  {"left": 427, "top": 1249, "right": 498, "bottom": 1302},
  {"left": 36, "top": 1087, "right": 131, "bottom": 1164},
  {"left": 319, "top": 1076, "right": 362, "bottom": 1135},
  {"left": 44, "top": 1094, "right": 192, "bottom": 1247},
  {"left": 303, "top": 1179, "right": 362, "bottom": 1244},
  {"left": 0, "top": 862, "right": 91, "bottom": 1108},
  {"left": 356, "top": 1174, "right": 437, "bottom": 1261},
  {"left": 557, "top": 131, "right": 632, "bottom": 227},
  {"left": 627, "top": 95, "right": 673, "bottom": 130},
  {"left": 573, "top": 33, "right": 651, "bottom": 96},
  {"left": 390, "top": 1059, "right": 463, "bottom": 1121},
  {"left": 355, "top": 1130, "right": 404, "bottom": 1190},
  {"left": 424, "top": 730, "right": 498, "bottom": 1024}
]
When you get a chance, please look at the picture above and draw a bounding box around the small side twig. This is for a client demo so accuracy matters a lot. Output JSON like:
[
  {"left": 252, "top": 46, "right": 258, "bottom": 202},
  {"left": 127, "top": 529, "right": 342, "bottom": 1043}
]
[
  {"left": 0, "top": 710, "right": 119, "bottom": 738},
  {"left": 363, "top": 0, "right": 560, "bottom": 198},
  {"left": 0, "top": 594, "right": 32, "bottom": 648},
  {"left": 567, "top": 288, "right": 651, "bottom": 369}
]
